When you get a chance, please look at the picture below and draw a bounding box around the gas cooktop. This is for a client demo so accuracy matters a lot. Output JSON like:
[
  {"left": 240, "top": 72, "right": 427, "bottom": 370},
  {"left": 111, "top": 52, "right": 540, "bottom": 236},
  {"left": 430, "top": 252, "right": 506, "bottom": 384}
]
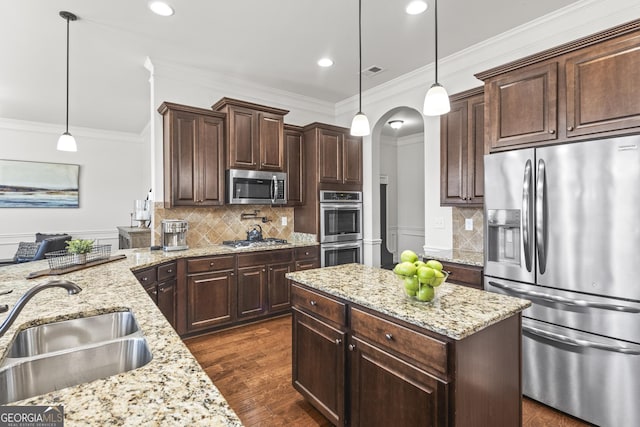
[{"left": 222, "top": 238, "right": 288, "bottom": 248}]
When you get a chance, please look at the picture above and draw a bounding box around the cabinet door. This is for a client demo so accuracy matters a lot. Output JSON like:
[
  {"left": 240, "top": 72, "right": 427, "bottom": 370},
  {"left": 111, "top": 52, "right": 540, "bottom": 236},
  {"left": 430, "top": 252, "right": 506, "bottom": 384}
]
[
  {"left": 144, "top": 283, "right": 158, "bottom": 304},
  {"left": 197, "top": 115, "right": 225, "bottom": 205},
  {"left": 343, "top": 134, "right": 363, "bottom": 186},
  {"left": 486, "top": 62, "right": 558, "bottom": 149},
  {"left": 158, "top": 279, "right": 177, "bottom": 329},
  {"left": 171, "top": 111, "right": 198, "bottom": 205},
  {"left": 237, "top": 265, "right": 267, "bottom": 318},
  {"left": 349, "top": 336, "right": 447, "bottom": 427},
  {"left": 186, "top": 270, "right": 235, "bottom": 332},
  {"left": 565, "top": 33, "right": 640, "bottom": 138},
  {"left": 228, "top": 105, "right": 256, "bottom": 169},
  {"left": 467, "top": 94, "right": 485, "bottom": 205},
  {"left": 440, "top": 99, "right": 468, "bottom": 205},
  {"left": 318, "top": 128, "right": 343, "bottom": 184},
  {"left": 292, "top": 308, "right": 345, "bottom": 426},
  {"left": 285, "top": 127, "right": 304, "bottom": 206},
  {"left": 268, "top": 262, "right": 295, "bottom": 313},
  {"left": 258, "top": 112, "right": 284, "bottom": 171}
]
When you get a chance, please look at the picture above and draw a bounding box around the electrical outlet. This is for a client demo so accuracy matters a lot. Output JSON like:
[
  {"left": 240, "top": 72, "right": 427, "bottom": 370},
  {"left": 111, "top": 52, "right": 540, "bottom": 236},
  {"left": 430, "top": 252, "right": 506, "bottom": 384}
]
[
  {"left": 281, "top": 216, "right": 287, "bottom": 226},
  {"left": 434, "top": 217, "right": 445, "bottom": 229},
  {"left": 465, "top": 218, "right": 473, "bottom": 231}
]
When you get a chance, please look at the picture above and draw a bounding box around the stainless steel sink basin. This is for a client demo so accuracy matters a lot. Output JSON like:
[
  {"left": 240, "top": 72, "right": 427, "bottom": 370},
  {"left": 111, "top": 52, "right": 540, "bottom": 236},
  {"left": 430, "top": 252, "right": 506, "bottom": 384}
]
[
  {"left": 0, "top": 337, "right": 152, "bottom": 404},
  {"left": 0, "top": 310, "right": 152, "bottom": 404},
  {"left": 7, "top": 311, "right": 139, "bottom": 358}
]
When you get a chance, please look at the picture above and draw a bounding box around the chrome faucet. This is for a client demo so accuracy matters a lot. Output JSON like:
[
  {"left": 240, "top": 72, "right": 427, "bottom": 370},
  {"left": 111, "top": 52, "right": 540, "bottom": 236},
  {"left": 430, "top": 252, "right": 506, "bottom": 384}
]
[{"left": 0, "top": 280, "right": 82, "bottom": 338}]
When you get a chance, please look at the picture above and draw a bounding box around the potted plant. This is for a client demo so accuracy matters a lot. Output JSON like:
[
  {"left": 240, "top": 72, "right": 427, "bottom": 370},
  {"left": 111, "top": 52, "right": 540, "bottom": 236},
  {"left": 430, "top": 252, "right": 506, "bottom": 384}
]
[{"left": 66, "top": 239, "right": 94, "bottom": 265}]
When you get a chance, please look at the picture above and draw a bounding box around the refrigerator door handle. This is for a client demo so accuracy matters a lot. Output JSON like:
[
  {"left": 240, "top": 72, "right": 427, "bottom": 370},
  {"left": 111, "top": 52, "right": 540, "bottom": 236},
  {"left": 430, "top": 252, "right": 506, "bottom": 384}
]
[
  {"left": 522, "top": 159, "right": 534, "bottom": 272},
  {"left": 523, "top": 324, "right": 640, "bottom": 355},
  {"left": 536, "top": 159, "right": 548, "bottom": 274},
  {"left": 488, "top": 281, "right": 640, "bottom": 313}
]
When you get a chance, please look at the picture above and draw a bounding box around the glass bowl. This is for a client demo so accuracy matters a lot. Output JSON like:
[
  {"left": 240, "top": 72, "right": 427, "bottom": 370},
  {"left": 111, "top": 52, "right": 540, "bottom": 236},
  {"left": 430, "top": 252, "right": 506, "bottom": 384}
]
[{"left": 397, "top": 270, "right": 448, "bottom": 303}]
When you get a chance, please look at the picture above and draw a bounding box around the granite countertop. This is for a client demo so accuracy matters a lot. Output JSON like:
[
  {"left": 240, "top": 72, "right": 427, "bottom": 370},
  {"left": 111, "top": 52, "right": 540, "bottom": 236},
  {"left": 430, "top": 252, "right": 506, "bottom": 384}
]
[
  {"left": 286, "top": 264, "right": 530, "bottom": 340},
  {"left": 422, "top": 248, "right": 484, "bottom": 267},
  {"left": 0, "top": 241, "right": 315, "bottom": 425}
]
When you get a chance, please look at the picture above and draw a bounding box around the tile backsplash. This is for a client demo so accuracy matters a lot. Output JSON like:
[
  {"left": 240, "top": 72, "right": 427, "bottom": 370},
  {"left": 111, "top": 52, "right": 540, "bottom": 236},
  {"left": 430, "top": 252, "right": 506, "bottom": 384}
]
[
  {"left": 452, "top": 207, "right": 484, "bottom": 253},
  {"left": 153, "top": 203, "right": 295, "bottom": 248}
]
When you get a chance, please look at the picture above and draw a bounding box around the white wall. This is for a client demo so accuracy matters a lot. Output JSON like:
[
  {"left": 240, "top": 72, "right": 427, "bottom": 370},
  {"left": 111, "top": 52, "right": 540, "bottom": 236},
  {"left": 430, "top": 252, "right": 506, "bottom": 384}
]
[
  {"left": 334, "top": 0, "right": 640, "bottom": 266},
  {"left": 0, "top": 119, "right": 148, "bottom": 258},
  {"left": 379, "top": 135, "right": 397, "bottom": 257},
  {"left": 395, "top": 134, "right": 425, "bottom": 259}
]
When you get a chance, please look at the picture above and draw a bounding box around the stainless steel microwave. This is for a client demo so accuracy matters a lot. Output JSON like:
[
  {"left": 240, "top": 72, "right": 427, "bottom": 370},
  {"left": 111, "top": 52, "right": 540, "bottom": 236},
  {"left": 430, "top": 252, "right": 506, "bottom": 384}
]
[{"left": 226, "top": 169, "right": 287, "bottom": 205}]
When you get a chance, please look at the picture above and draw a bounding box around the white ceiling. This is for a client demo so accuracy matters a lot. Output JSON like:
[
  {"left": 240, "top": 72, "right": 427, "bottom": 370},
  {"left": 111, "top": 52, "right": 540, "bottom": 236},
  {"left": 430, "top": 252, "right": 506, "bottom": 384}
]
[{"left": 1, "top": 0, "right": 580, "bottom": 134}]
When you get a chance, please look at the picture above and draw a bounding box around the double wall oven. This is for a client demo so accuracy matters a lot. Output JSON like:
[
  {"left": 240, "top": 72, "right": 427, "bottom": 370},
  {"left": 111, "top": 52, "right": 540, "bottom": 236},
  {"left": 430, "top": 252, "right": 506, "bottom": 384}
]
[{"left": 319, "top": 190, "right": 363, "bottom": 267}]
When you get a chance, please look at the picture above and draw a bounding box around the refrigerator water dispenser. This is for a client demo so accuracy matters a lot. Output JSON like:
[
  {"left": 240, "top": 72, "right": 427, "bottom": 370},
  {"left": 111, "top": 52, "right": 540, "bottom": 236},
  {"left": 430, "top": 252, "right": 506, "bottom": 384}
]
[{"left": 487, "top": 209, "right": 521, "bottom": 265}]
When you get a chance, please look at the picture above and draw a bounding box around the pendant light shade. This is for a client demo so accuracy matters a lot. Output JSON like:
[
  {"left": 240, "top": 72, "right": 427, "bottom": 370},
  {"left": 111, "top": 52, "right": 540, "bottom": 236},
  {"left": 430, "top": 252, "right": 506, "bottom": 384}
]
[
  {"left": 423, "top": 0, "right": 450, "bottom": 116},
  {"left": 58, "top": 11, "right": 77, "bottom": 152},
  {"left": 350, "top": 0, "right": 370, "bottom": 136}
]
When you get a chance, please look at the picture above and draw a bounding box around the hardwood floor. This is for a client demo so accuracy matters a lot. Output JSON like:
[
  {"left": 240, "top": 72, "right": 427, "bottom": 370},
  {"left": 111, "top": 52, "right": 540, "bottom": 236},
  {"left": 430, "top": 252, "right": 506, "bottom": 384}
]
[{"left": 184, "top": 315, "right": 590, "bottom": 427}]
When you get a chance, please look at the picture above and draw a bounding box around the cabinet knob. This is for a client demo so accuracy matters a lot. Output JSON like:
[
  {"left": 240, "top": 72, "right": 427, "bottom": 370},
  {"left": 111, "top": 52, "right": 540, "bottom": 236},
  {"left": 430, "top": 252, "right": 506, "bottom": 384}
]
[
  {"left": 310, "top": 300, "right": 317, "bottom": 306},
  {"left": 335, "top": 338, "right": 342, "bottom": 345},
  {"left": 151, "top": 290, "right": 158, "bottom": 296},
  {"left": 548, "top": 129, "right": 556, "bottom": 134},
  {"left": 160, "top": 287, "right": 172, "bottom": 293},
  {"left": 305, "top": 251, "right": 309, "bottom": 256},
  {"left": 262, "top": 269, "right": 266, "bottom": 272},
  {"left": 210, "top": 262, "right": 215, "bottom": 267},
  {"left": 348, "top": 344, "right": 356, "bottom": 351},
  {"left": 269, "top": 267, "right": 273, "bottom": 271},
  {"left": 167, "top": 269, "right": 173, "bottom": 274},
  {"left": 142, "top": 277, "right": 148, "bottom": 281},
  {"left": 230, "top": 272, "right": 235, "bottom": 276},
  {"left": 567, "top": 126, "right": 574, "bottom": 131},
  {"left": 385, "top": 333, "right": 393, "bottom": 341}
]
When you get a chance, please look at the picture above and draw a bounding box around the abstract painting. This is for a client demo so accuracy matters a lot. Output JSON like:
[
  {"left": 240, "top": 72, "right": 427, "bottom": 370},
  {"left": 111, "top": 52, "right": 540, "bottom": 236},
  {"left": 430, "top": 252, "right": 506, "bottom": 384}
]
[{"left": 0, "top": 160, "right": 79, "bottom": 208}]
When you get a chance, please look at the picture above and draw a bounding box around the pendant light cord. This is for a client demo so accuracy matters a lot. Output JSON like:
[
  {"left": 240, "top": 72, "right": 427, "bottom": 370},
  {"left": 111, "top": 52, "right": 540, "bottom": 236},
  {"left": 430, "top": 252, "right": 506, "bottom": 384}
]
[
  {"left": 358, "top": 0, "right": 362, "bottom": 113},
  {"left": 65, "top": 15, "right": 70, "bottom": 133},
  {"left": 434, "top": 0, "right": 439, "bottom": 84}
]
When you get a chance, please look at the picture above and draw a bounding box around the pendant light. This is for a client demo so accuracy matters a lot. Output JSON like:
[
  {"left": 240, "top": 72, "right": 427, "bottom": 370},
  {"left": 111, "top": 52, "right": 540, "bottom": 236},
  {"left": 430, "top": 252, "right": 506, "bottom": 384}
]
[
  {"left": 57, "top": 11, "right": 78, "bottom": 152},
  {"left": 423, "top": 0, "right": 450, "bottom": 116},
  {"left": 350, "top": 0, "right": 370, "bottom": 136}
]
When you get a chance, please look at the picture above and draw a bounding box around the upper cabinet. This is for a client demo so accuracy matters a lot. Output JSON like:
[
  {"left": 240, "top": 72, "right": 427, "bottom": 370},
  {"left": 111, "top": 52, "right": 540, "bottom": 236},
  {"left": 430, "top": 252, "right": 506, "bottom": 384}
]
[
  {"left": 476, "top": 19, "right": 640, "bottom": 152},
  {"left": 306, "top": 123, "right": 363, "bottom": 188},
  {"left": 440, "top": 87, "right": 484, "bottom": 207},
  {"left": 212, "top": 98, "right": 289, "bottom": 172},
  {"left": 284, "top": 124, "right": 304, "bottom": 206},
  {"left": 158, "top": 102, "right": 225, "bottom": 208}
]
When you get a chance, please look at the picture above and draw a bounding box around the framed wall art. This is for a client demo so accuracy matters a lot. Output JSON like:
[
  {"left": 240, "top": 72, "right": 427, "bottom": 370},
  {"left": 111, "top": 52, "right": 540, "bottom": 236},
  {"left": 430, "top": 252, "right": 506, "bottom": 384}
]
[{"left": 0, "top": 159, "right": 79, "bottom": 208}]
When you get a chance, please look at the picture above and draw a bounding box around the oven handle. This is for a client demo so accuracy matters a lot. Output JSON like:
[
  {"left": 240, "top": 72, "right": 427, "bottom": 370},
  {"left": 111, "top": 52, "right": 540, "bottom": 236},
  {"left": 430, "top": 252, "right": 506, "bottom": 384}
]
[
  {"left": 322, "top": 242, "right": 362, "bottom": 249},
  {"left": 488, "top": 281, "right": 640, "bottom": 313},
  {"left": 320, "top": 203, "right": 362, "bottom": 210},
  {"left": 523, "top": 324, "right": 640, "bottom": 355}
]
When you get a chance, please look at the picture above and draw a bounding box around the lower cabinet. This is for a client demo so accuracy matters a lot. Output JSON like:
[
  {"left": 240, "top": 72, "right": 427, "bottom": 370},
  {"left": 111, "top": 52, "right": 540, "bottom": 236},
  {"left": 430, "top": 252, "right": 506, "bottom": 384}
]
[
  {"left": 134, "top": 261, "right": 177, "bottom": 330},
  {"left": 185, "top": 255, "right": 236, "bottom": 333}
]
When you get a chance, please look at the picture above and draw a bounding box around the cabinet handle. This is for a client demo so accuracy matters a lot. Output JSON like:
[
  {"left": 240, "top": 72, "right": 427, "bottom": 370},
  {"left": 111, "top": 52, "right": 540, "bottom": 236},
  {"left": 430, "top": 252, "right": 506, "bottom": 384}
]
[
  {"left": 142, "top": 277, "right": 148, "bottom": 281},
  {"left": 548, "top": 129, "right": 555, "bottom": 134},
  {"left": 310, "top": 300, "right": 317, "bottom": 306},
  {"left": 385, "top": 333, "right": 393, "bottom": 341},
  {"left": 151, "top": 290, "right": 158, "bottom": 296},
  {"left": 348, "top": 344, "right": 356, "bottom": 351},
  {"left": 167, "top": 269, "right": 173, "bottom": 274},
  {"left": 335, "top": 338, "right": 342, "bottom": 345},
  {"left": 160, "top": 287, "right": 172, "bottom": 293},
  {"left": 567, "top": 126, "right": 574, "bottom": 131}
]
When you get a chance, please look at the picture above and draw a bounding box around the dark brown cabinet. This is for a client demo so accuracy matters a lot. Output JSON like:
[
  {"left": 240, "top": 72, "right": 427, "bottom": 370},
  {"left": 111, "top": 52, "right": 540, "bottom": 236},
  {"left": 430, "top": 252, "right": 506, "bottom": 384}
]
[
  {"left": 284, "top": 125, "right": 304, "bottom": 206},
  {"left": 477, "top": 20, "right": 640, "bottom": 151},
  {"left": 236, "top": 265, "right": 266, "bottom": 319},
  {"left": 185, "top": 255, "right": 236, "bottom": 333},
  {"left": 440, "top": 88, "right": 484, "bottom": 207},
  {"left": 133, "top": 261, "right": 177, "bottom": 330},
  {"left": 294, "top": 246, "right": 320, "bottom": 271},
  {"left": 212, "top": 98, "right": 289, "bottom": 172},
  {"left": 158, "top": 102, "right": 225, "bottom": 207},
  {"left": 439, "top": 261, "right": 483, "bottom": 290}
]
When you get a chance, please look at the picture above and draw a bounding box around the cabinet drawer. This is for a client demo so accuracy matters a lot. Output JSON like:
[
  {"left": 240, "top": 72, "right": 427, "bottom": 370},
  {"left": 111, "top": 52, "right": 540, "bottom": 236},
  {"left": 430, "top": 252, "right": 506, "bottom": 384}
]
[
  {"left": 351, "top": 307, "right": 448, "bottom": 379},
  {"left": 441, "top": 261, "right": 483, "bottom": 289},
  {"left": 291, "top": 284, "right": 346, "bottom": 327},
  {"left": 237, "top": 249, "right": 292, "bottom": 267},
  {"left": 157, "top": 262, "right": 177, "bottom": 281},
  {"left": 187, "top": 255, "right": 235, "bottom": 273},
  {"left": 134, "top": 267, "right": 157, "bottom": 285},
  {"left": 294, "top": 246, "right": 320, "bottom": 261}
]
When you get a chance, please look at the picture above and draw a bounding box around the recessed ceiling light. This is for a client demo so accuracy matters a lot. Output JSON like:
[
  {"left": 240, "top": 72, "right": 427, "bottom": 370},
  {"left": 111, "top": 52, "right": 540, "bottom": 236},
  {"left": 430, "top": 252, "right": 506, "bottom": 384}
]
[
  {"left": 317, "top": 58, "right": 334, "bottom": 67},
  {"left": 149, "top": 1, "right": 174, "bottom": 17},
  {"left": 389, "top": 120, "right": 404, "bottom": 130},
  {"left": 406, "top": 1, "right": 428, "bottom": 15}
]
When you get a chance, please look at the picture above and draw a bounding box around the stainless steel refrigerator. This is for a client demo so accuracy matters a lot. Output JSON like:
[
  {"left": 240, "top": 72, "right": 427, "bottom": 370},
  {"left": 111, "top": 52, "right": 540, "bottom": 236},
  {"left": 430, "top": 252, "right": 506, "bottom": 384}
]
[{"left": 483, "top": 135, "right": 640, "bottom": 427}]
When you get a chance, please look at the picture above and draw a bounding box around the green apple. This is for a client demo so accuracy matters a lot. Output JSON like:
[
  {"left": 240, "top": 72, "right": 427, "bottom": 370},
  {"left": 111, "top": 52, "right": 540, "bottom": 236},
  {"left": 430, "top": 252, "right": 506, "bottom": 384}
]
[
  {"left": 414, "top": 260, "right": 426, "bottom": 269},
  {"left": 425, "top": 260, "right": 443, "bottom": 271},
  {"left": 431, "top": 270, "right": 446, "bottom": 287},
  {"left": 416, "top": 285, "right": 435, "bottom": 302},
  {"left": 417, "top": 266, "right": 435, "bottom": 284},
  {"left": 393, "top": 261, "right": 417, "bottom": 277},
  {"left": 400, "top": 250, "right": 419, "bottom": 263},
  {"left": 404, "top": 276, "right": 419, "bottom": 293}
]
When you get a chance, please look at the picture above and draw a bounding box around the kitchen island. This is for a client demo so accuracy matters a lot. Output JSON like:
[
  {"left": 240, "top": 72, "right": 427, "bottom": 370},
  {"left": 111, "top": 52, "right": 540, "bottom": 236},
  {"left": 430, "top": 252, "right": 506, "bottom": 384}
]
[
  {"left": 286, "top": 264, "right": 531, "bottom": 426},
  {"left": 0, "top": 241, "right": 314, "bottom": 426}
]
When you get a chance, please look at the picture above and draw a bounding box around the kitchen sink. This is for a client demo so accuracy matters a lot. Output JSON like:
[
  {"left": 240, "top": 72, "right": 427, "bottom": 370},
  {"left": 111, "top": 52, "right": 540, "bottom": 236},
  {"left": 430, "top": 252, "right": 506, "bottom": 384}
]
[
  {"left": 7, "top": 311, "right": 140, "bottom": 358},
  {"left": 0, "top": 337, "right": 152, "bottom": 404},
  {"left": 0, "top": 310, "right": 152, "bottom": 404}
]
